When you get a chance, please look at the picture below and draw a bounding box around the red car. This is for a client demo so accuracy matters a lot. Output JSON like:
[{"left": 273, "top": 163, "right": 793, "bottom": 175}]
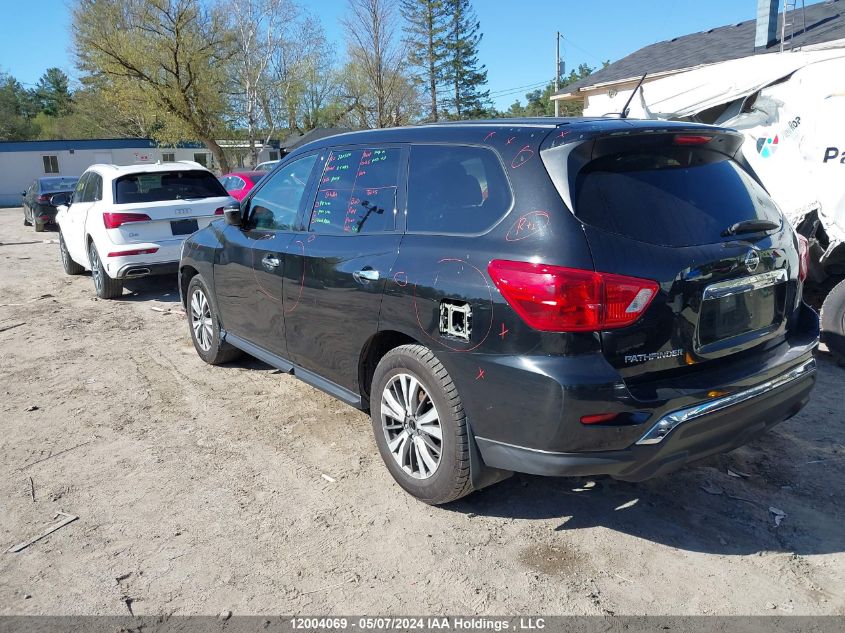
[{"left": 218, "top": 171, "right": 265, "bottom": 201}]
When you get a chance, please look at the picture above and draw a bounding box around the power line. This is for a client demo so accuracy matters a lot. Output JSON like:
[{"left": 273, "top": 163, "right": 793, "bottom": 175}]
[
  {"left": 559, "top": 34, "right": 605, "bottom": 65},
  {"left": 488, "top": 79, "right": 551, "bottom": 98}
]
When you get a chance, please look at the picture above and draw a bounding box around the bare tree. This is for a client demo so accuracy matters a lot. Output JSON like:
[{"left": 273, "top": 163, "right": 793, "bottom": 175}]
[
  {"left": 341, "top": 0, "right": 406, "bottom": 128},
  {"left": 227, "top": 0, "right": 295, "bottom": 167}
]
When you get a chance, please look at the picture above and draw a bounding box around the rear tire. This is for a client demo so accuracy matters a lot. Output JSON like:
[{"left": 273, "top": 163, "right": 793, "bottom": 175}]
[
  {"left": 59, "top": 231, "right": 84, "bottom": 275},
  {"left": 821, "top": 278, "right": 845, "bottom": 365},
  {"left": 370, "top": 344, "right": 473, "bottom": 505},
  {"left": 33, "top": 220, "right": 44, "bottom": 233},
  {"left": 186, "top": 275, "right": 241, "bottom": 365},
  {"left": 88, "top": 240, "right": 123, "bottom": 299}
]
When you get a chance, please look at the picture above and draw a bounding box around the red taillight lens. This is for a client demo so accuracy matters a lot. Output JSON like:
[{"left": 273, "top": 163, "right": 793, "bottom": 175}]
[
  {"left": 106, "top": 247, "right": 159, "bottom": 258},
  {"left": 674, "top": 134, "right": 712, "bottom": 145},
  {"left": 797, "top": 234, "right": 809, "bottom": 282},
  {"left": 580, "top": 413, "right": 619, "bottom": 425},
  {"left": 37, "top": 194, "right": 51, "bottom": 203},
  {"left": 103, "top": 212, "right": 152, "bottom": 229},
  {"left": 487, "top": 260, "right": 658, "bottom": 332},
  {"left": 214, "top": 207, "right": 224, "bottom": 215}
]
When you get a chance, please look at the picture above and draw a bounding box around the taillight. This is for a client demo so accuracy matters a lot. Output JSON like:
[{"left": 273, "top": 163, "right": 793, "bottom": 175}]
[
  {"left": 103, "top": 212, "right": 152, "bottom": 229},
  {"left": 37, "top": 194, "right": 50, "bottom": 203},
  {"left": 674, "top": 134, "right": 712, "bottom": 145},
  {"left": 487, "top": 260, "right": 658, "bottom": 332},
  {"left": 214, "top": 207, "right": 224, "bottom": 215},
  {"left": 797, "top": 234, "right": 809, "bottom": 282},
  {"left": 106, "top": 247, "right": 159, "bottom": 258}
]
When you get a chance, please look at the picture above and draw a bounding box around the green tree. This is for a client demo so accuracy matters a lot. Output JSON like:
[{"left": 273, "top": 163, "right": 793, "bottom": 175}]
[
  {"left": 72, "top": 0, "right": 235, "bottom": 172},
  {"left": 400, "top": 0, "right": 448, "bottom": 122},
  {"left": 0, "top": 72, "right": 39, "bottom": 140},
  {"left": 442, "top": 0, "right": 488, "bottom": 119},
  {"left": 35, "top": 68, "right": 73, "bottom": 117}
]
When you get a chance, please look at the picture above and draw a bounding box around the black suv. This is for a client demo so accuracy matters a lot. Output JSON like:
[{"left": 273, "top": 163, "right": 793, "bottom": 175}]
[{"left": 179, "top": 118, "right": 819, "bottom": 504}]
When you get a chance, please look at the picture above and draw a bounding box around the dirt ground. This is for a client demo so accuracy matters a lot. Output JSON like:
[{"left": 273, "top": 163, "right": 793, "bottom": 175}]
[{"left": 1, "top": 206, "right": 844, "bottom": 617}]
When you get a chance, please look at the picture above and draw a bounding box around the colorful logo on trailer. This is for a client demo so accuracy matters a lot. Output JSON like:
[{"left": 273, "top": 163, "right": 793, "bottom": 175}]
[{"left": 756, "top": 135, "right": 779, "bottom": 158}]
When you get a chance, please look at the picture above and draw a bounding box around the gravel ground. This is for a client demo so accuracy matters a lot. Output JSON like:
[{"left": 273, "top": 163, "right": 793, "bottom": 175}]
[{"left": 1, "top": 206, "right": 844, "bottom": 616}]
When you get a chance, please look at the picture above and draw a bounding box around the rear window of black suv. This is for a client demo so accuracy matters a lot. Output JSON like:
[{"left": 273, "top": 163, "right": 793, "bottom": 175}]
[
  {"left": 567, "top": 147, "right": 782, "bottom": 247},
  {"left": 406, "top": 144, "right": 512, "bottom": 234}
]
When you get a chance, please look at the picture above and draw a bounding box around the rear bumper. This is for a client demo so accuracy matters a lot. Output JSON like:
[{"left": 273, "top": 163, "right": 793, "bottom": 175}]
[
  {"left": 102, "top": 239, "right": 183, "bottom": 279},
  {"left": 475, "top": 357, "right": 816, "bottom": 480}
]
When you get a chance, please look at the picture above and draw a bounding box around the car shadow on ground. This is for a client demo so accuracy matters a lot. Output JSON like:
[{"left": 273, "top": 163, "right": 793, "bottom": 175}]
[
  {"left": 120, "top": 275, "right": 181, "bottom": 303},
  {"left": 447, "top": 446, "right": 845, "bottom": 556}
]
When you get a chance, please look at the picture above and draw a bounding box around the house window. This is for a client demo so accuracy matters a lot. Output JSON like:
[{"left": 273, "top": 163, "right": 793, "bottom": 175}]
[
  {"left": 193, "top": 153, "right": 208, "bottom": 167},
  {"left": 268, "top": 150, "right": 279, "bottom": 161},
  {"left": 43, "top": 155, "right": 59, "bottom": 174},
  {"left": 161, "top": 152, "right": 175, "bottom": 162}
]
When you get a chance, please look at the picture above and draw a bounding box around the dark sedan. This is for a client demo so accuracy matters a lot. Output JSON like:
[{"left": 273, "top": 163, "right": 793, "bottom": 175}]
[{"left": 22, "top": 176, "right": 79, "bottom": 232}]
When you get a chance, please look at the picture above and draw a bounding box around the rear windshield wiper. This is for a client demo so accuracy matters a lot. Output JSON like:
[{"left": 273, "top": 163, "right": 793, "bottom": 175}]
[{"left": 721, "top": 219, "right": 780, "bottom": 237}]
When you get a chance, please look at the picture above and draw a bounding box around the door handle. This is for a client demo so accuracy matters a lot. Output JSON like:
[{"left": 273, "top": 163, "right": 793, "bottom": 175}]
[
  {"left": 261, "top": 254, "right": 281, "bottom": 269},
  {"left": 353, "top": 269, "right": 380, "bottom": 283}
]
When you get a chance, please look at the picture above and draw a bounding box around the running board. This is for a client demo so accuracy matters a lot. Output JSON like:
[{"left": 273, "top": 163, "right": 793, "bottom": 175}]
[{"left": 221, "top": 330, "right": 362, "bottom": 409}]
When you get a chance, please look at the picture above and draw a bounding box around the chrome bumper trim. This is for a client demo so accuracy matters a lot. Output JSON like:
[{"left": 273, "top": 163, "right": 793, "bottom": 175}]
[{"left": 635, "top": 358, "right": 816, "bottom": 446}]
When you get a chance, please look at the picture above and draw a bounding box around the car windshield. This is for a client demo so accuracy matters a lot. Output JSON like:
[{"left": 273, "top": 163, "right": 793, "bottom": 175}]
[
  {"left": 40, "top": 177, "right": 78, "bottom": 192},
  {"left": 114, "top": 170, "right": 228, "bottom": 204}
]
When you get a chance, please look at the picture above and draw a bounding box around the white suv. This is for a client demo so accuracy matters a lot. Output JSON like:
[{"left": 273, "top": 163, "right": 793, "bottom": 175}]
[{"left": 54, "top": 161, "right": 233, "bottom": 299}]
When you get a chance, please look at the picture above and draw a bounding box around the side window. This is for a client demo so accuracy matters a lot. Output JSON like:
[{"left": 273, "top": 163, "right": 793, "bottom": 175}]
[
  {"left": 231, "top": 177, "right": 245, "bottom": 190},
  {"left": 73, "top": 173, "right": 90, "bottom": 203},
  {"left": 219, "top": 176, "right": 232, "bottom": 189},
  {"left": 310, "top": 147, "right": 401, "bottom": 234},
  {"left": 249, "top": 155, "right": 318, "bottom": 230},
  {"left": 82, "top": 173, "right": 102, "bottom": 202},
  {"left": 407, "top": 145, "right": 512, "bottom": 234}
]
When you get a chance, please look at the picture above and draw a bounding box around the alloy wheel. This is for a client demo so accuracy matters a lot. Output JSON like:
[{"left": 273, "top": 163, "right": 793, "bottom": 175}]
[
  {"left": 89, "top": 244, "right": 102, "bottom": 292},
  {"left": 190, "top": 288, "right": 214, "bottom": 352},
  {"left": 381, "top": 373, "right": 442, "bottom": 479}
]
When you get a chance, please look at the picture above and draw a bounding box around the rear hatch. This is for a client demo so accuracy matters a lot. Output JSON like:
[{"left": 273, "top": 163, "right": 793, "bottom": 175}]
[
  {"left": 107, "top": 169, "right": 231, "bottom": 245},
  {"left": 541, "top": 126, "right": 804, "bottom": 384}
]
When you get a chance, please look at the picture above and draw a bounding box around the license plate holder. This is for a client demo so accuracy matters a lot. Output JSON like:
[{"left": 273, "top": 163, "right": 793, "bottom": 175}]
[
  {"left": 698, "top": 270, "right": 787, "bottom": 347},
  {"left": 171, "top": 219, "right": 198, "bottom": 236}
]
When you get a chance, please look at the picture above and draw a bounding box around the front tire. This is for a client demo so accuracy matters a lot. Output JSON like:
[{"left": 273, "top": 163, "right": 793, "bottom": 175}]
[
  {"left": 186, "top": 275, "right": 241, "bottom": 365},
  {"left": 821, "top": 278, "right": 845, "bottom": 365},
  {"left": 370, "top": 344, "right": 473, "bottom": 505},
  {"left": 88, "top": 240, "right": 123, "bottom": 299},
  {"left": 59, "top": 231, "right": 84, "bottom": 275},
  {"left": 23, "top": 207, "right": 31, "bottom": 226}
]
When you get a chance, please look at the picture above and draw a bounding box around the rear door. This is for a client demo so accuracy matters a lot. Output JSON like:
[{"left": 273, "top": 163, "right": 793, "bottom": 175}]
[
  {"left": 283, "top": 145, "right": 405, "bottom": 394},
  {"left": 213, "top": 154, "right": 320, "bottom": 358},
  {"left": 108, "top": 170, "right": 231, "bottom": 248},
  {"left": 542, "top": 130, "right": 803, "bottom": 383}
]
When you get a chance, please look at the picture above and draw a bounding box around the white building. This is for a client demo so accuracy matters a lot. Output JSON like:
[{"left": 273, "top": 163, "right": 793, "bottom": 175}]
[{"left": 0, "top": 138, "right": 282, "bottom": 207}]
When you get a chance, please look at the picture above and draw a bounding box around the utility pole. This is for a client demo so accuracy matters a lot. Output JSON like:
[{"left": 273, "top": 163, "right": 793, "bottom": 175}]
[{"left": 554, "top": 31, "right": 561, "bottom": 117}]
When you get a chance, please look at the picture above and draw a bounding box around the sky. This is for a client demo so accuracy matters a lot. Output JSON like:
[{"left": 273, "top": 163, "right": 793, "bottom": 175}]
[{"left": 0, "top": 0, "right": 828, "bottom": 110}]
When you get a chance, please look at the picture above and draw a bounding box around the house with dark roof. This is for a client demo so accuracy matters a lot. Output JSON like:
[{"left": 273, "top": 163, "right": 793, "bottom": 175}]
[{"left": 552, "top": 0, "right": 845, "bottom": 113}]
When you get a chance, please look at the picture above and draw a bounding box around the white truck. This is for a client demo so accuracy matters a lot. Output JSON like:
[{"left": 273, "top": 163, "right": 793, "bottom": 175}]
[{"left": 590, "top": 49, "right": 845, "bottom": 362}]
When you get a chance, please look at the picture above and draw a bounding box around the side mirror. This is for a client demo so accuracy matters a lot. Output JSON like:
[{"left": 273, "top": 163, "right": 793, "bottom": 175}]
[
  {"left": 223, "top": 203, "right": 242, "bottom": 226},
  {"left": 21, "top": 191, "right": 27, "bottom": 197},
  {"left": 50, "top": 192, "right": 71, "bottom": 207}
]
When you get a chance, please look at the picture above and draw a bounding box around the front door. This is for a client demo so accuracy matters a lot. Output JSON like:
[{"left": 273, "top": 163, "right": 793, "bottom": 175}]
[
  {"left": 284, "top": 146, "right": 405, "bottom": 393},
  {"left": 213, "top": 154, "right": 319, "bottom": 358},
  {"left": 63, "top": 173, "right": 94, "bottom": 265}
]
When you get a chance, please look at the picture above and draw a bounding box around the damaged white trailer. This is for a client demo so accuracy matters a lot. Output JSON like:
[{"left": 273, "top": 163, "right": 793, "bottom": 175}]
[{"left": 583, "top": 49, "right": 845, "bottom": 361}]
